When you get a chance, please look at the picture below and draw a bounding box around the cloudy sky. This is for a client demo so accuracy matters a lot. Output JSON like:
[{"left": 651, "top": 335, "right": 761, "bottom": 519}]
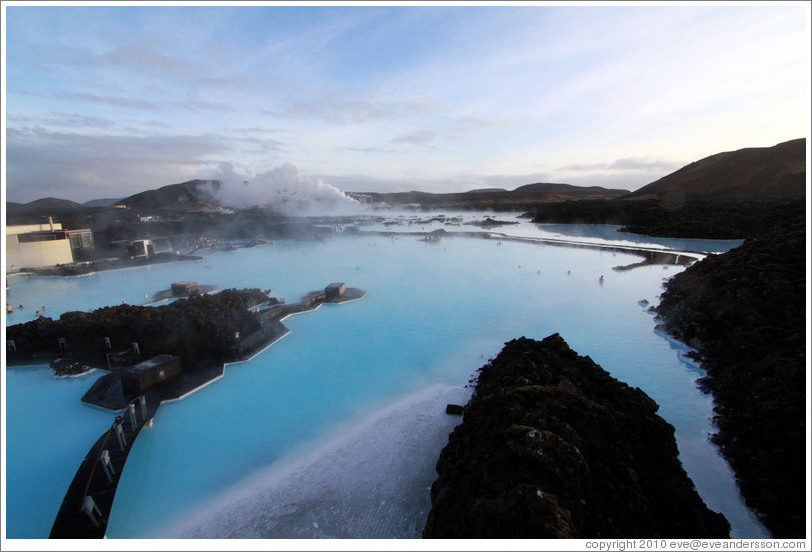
[{"left": 3, "top": 2, "right": 809, "bottom": 203}]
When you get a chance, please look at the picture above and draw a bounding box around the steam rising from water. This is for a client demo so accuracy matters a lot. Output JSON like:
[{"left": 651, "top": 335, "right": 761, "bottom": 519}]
[{"left": 209, "top": 163, "right": 364, "bottom": 215}]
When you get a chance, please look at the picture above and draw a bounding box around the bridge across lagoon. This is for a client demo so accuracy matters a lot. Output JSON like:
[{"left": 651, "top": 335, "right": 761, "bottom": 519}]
[
  {"left": 484, "top": 232, "right": 704, "bottom": 271},
  {"left": 44, "top": 284, "right": 365, "bottom": 538},
  {"left": 374, "top": 227, "right": 706, "bottom": 270}
]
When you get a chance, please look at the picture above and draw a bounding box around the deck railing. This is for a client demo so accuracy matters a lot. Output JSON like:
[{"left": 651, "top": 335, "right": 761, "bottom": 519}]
[{"left": 72, "top": 395, "right": 149, "bottom": 531}]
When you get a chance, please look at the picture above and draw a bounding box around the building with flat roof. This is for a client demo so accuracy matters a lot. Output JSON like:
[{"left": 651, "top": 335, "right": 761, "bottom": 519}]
[{"left": 6, "top": 218, "right": 80, "bottom": 272}]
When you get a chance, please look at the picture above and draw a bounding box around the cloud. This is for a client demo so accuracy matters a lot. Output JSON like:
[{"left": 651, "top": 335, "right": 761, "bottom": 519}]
[
  {"left": 228, "top": 126, "right": 288, "bottom": 136},
  {"left": 272, "top": 96, "right": 436, "bottom": 125},
  {"left": 227, "top": 135, "right": 287, "bottom": 156},
  {"left": 5, "top": 128, "right": 228, "bottom": 203},
  {"left": 219, "top": 126, "right": 289, "bottom": 156},
  {"left": 53, "top": 43, "right": 228, "bottom": 86},
  {"left": 446, "top": 116, "right": 504, "bottom": 139},
  {"left": 3, "top": 5, "right": 805, "bottom": 205},
  {"left": 96, "top": 46, "right": 199, "bottom": 77},
  {"left": 607, "top": 157, "right": 682, "bottom": 173},
  {"left": 335, "top": 146, "right": 397, "bottom": 154},
  {"left": 559, "top": 162, "right": 607, "bottom": 172},
  {"left": 390, "top": 115, "right": 503, "bottom": 148},
  {"left": 391, "top": 130, "right": 438, "bottom": 146},
  {"left": 6, "top": 112, "right": 121, "bottom": 132},
  {"left": 552, "top": 156, "right": 685, "bottom": 191},
  {"left": 172, "top": 99, "right": 234, "bottom": 113},
  {"left": 57, "top": 92, "right": 159, "bottom": 111}
]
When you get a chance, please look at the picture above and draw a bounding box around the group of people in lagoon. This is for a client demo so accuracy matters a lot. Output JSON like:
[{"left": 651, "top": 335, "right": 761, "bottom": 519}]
[{"left": 6, "top": 303, "right": 46, "bottom": 317}]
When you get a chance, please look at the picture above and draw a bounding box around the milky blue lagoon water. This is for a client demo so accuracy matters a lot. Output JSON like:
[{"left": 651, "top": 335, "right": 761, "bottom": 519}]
[{"left": 4, "top": 218, "right": 767, "bottom": 540}]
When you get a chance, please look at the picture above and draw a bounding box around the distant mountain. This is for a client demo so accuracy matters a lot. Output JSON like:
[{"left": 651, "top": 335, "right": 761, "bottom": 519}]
[
  {"left": 348, "top": 183, "right": 628, "bottom": 210},
  {"left": 623, "top": 138, "right": 806, "bottom": 203},
  {"left": 84, "top": 198, "right": 124, "bottom": 208},
  {"left": 9, "top": 139, "right": 804, "bottom": 219},
  {"left": 26, "top": 197, "right": 86, "bottom": 210},
  {"left": 529, "top": 139, "right": 806, "bottom": 238},
  {"left": 6, "top": 197, "right": 88, "bottom": 219},
  {"left": 465, "top": 188, "right": 507, "bottom": 194},
  {"left": 115, "top": 179, "right": 221, "bottom": 211},
  {"left": 5, "top": 181, "right": 222, "bottom": 219}
]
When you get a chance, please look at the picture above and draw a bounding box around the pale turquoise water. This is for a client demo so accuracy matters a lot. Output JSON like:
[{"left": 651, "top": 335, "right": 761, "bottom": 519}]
[
  {"left": 3, "top": 367, "right": 112, "bottom": 539},
  {"left": 3, "top": 222, "right": 766, "bottom": 539}
]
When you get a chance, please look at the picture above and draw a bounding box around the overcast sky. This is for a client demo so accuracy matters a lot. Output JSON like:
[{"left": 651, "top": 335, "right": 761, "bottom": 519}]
[{"left": 3, "top": 2, "right": 809, "bottom": 203}]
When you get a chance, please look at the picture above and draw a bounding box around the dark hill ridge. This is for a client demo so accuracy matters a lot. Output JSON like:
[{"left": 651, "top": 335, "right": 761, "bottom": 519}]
[
  {"left": 350, "top": 139, "right": 805, "bottom": 213},
  {"left": 6, "top": 197, "right": 88, "bottom": 217},
  {"left": 6, "top": 181, "right": 220, "bottom": 217},
  {"left": 465, "top": 187, "right": 506, "bottom": 193},
  {"left": 423, "top": 335, "right": 730, "bottom": 539},
  {"left": 7, "top": 139, "right": 804, "bottom": 237},
  {"left": 25, "top": 197, "right": 87, "bottom": 210},
  {"left": 530, "top": 138, "right": 806, "bottom": 239},
  {"left": 116, "top": 179, "right": 221, "bottom": 211},
  {"left": 624, "top": 138, "right": 806, "bottom": 202},
  {"left": 347, "top": 182, "right": 628, "bottom": 210},
  {"left": 83, "top": 197, "right": 123, "bottom": 208},
  {"left": 529, "top": 196, "right": 805, "bottom": 239}
]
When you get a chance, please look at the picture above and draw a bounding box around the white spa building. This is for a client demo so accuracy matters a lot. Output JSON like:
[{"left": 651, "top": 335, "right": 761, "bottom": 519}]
[{"left": 6, "top": 217, "right": 94, "bottom": 273}]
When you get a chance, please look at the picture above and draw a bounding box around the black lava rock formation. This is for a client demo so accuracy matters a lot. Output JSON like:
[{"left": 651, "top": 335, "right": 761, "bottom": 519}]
[
  {"left": 6, "top": 288, "right": 272, "bottom": 370},
  {"left": 529, "top": 198, "right": 804, "bottom": 239},
  {"left": 423, "top": 334, "right": 730, "bottom": 539},
  {"left": 654, "top": 220, "right": 806, "bottom": 538}
]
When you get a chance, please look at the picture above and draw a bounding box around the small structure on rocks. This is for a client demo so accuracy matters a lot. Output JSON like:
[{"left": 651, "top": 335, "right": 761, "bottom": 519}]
[
  {"left": 171, "top": 281, "right": 199, "bottom": 296},
  {"left": 325, "top": 282, "right": 346, "bottom": 302},
  {"left": 121, "top": 354, "right": 182, "bottom": 397},
  {"left": 149, "top": 281, "right": 219, "bottom": 303}
]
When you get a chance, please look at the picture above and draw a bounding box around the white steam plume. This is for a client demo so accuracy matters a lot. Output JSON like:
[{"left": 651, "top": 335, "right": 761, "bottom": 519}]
[{"left": 208, "top": 163, "right": 363, "bottom": 215}]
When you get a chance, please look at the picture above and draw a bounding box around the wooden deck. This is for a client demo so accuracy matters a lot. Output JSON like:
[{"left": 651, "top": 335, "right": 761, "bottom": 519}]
[{"left": 49, "top": 391, "right": 162, "bottom": 538}]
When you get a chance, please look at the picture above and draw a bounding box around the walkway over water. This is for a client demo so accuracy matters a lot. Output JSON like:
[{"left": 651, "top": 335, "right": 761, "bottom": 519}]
[
  {"left": 46, "top": 283, "right": 366, "bottom": 538},
  {"left": 485, "top": 232, "right": 704, "bottom": 269},
  {"left": 49, "top": 392, "right": 161, "bottom": 538},
  {"left": 367, "top": 227, "right": 706, "bottom": 270}
]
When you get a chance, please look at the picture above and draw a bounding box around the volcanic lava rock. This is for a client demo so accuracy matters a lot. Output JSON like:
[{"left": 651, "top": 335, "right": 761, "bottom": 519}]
[
  {"left": 654, "top": 220, "right": 806, "bottom": 538},
  {"left": 51, "top": 357, "right": 91, "bottom": 376},
  {"left": 5, "top": 288, "right": 271, "bottom": 369},
  {"left": 423, "top": 334, "right": 730, "bottom": 539},
  {"left": 445, "top": 404, "right": 464, "bottom": 415},
  {"left": 529, "top": 198, "right": 804, "bottom": 239}
]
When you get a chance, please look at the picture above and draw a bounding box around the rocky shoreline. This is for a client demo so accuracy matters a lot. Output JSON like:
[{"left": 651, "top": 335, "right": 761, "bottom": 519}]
[
  {"left": 6, "top": 284, "right": 366, "bottom": 410},
  {"left": 653, "top": 221, "right": 806, "bottom": 538},
  {"left": 527, "top": 198, "right": 805, "bottom": 240},
  {"left": 423, "top": 334, "right": 730, "bottom": 538}
]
